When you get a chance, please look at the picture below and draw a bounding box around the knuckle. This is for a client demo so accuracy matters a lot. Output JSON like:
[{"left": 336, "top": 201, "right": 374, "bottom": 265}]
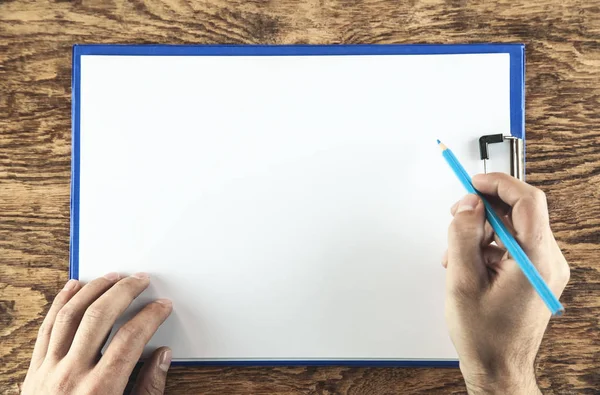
[
  {"left": 448, "top": 219, "right": 459, "bottom": 233},
  {"left": 84, "top": 304, "right": 112, "bottom": 323},
  {"left": 106, "top": 346, "right": 137, "bottom": 369},
  {"left": 53, "top": 290, "right": 72, "bottom": 306},
  {"left": 86, "top": 378, "right": 115, "bottom": 395},
  {"left": 448, "top": 218, "right": 464, "bottom": 234},
  {"left": 532, "top": 188, "right": 547, "bottom": 204},
  {"left": 504, "top": 182, "right": 518, "bottom": 198},
  {"left": 556, "top": 262, "right": 571, "bottom": 287},
  {"left": 449, "top": 216, "right": 481, "bottom": 238},
  {"left": 519, "top": 194, "right": 549, "bottom": 220},
  {"left": 526, "top": 226, "right": 546, "bottom": 245},
  {"left": 38, "top": 321, "right": 53, "bottom": 338},
  {"left": 52, "top": 370, "right": 76, "bottom": 393},
  {"left": 85, "top": 377, "right": 108, "bottom": 395},
  {"left": 117, "top": 322, "right": 147, "bottom": 344},
  {"left": 55, "top": 306, "right": 79, "bottom": 325},
  {"left": 537, "top": 260, "right": 570, "bottom": 294},
  {"left": 86, "top": 276, "right": 113, "bottom": 291}
]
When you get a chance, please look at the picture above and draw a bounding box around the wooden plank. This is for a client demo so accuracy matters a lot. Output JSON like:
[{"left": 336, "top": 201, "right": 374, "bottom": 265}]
[{"left": 1, "top": 1, "right": 599, "bottom": 393}]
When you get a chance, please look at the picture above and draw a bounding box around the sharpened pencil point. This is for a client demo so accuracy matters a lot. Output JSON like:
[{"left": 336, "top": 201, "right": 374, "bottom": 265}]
[
  {"left": 438, "top": 141, "right": 447, "bottom": 151},
  {"left": 436, "top": 139, "right": 441, "bottom": 144}
]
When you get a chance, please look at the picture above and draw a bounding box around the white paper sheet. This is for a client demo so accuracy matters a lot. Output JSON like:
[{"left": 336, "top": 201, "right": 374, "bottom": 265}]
[{"left": 77, "top": 53, "right": 511, "bottom": 361}]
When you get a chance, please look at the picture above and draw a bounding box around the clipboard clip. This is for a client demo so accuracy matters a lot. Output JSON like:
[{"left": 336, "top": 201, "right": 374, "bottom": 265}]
[{"left": 479, "top": 134, "right": 524, "bottom": 181}]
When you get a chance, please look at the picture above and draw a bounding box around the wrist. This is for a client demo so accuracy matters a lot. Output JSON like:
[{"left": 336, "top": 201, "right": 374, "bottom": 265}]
[
  {"left": 465, "top": 378, "right": 541, "bottom": 395},
  {"left": 462, "top": 366, "right": 541, "bottom": 395}
]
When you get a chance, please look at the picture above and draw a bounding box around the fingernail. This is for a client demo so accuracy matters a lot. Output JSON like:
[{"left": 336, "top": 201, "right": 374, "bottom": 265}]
[
  {"left": 131, "top": 272, "right": 149, "bottom": 280},
  {"left": 456, "top": 194, "right": 479, "bottom": 213},
  {"left": 155, "top": 299, "right": 172, "bottom": 307},
  {"left": 103, "top": 272, "right": 120, "bottom": 281},
  {"left": 159, "top": 349, "right": 172, "bottom": 372},
  {"left": 63, "top": 279, "right": 78, "bottom": 291}
]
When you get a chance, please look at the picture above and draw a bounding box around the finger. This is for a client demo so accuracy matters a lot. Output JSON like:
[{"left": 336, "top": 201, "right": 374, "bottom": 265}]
[
  {"left": 482, "top": 193, "right": 512, "bottom": 217},
  {"left": 46, "top": 273, "right": 120, "bottom": 360},
  {"left": 451, "top": 195, "right": 511, "bottom": 219},
  {"left": 450, "top": 200, "right": 459, "bottom": 216},
  {"left": 449, "top": 196, "right": 513, "bottom": 249},
  {"left": 29, "top": 279, "right": 82, "bottom": 371},
  {"left": 68, "top": 273, "right": 151, "bottom": 365},
  {"left": 482, "top": 221, "right": 495, "bottom": 246},
  {"left": 92, "top": 330, "right": 112, "bottom": 364},
  {"left": 474, "top": 173, "right": 569, "bottom": 290},
  {"left": 454, "top": 216, "right": 503, "bottom": 249},
  {"left": 482, "top": 244, "right": 509, "bottom": 271},
  {"left": 447, "top": 194, "right": 488, "bottom": 294},
  {"left": 472, "top": 173, "right": 543, "bottom": 208},
  {"left": 482, "top": 215, "right": 516, "bottom": 250},
  {"left": 96, "top": 299, "right": 173, "bottom": 390},
  {"left": 450, "top": 196, "right": 512, "bottom": 227},
  {"left": 473, "top": 173, "right": 555, "bottom": 260},
  {"left": 131, "top": 347, "right": 172, "bottom": 395},
  {"left": 472, "top": 172, "right": 550, "bottom": 227}
]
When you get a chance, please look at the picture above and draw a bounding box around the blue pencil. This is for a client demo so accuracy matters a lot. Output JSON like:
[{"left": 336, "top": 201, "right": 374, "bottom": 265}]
[{"left": 437, "top": 140, "right": 564, "bottom": 316}]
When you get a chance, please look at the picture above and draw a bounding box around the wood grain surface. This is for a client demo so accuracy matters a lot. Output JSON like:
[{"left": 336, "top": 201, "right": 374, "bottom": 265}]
[{"left": 1, "top": 1, "right": 599, "bottom": 394}]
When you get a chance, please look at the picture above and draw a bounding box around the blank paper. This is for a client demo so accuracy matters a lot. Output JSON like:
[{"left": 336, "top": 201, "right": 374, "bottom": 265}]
[{"left": 76, "top": 52, "right": 512, "bottom": 362}]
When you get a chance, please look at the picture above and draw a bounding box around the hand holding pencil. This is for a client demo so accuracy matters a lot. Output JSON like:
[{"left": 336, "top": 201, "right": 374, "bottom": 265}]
[
  {"left": 439, "top": 140, "right": 565, "bottom": 315},
  {"left": 442, "top": 170, "right": 570, "bottom": 394}
]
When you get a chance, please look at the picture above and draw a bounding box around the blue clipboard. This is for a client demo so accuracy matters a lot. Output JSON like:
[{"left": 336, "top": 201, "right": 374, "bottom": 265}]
[{"left": 71, "top": 43, "right": 525, "bottom": 367}]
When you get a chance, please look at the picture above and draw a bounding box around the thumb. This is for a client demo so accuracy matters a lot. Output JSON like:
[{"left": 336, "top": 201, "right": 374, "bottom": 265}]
[
  {"left": 447, "top": 194, "right": 487, "bottom": 293},
  {"left": 131, "top": 347, "right": 171, "bottom": 395}
]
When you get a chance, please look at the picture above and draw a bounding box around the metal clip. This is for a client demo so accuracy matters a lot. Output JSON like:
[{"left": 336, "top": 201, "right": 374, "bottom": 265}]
[{"left": 478, "top": 134, "right": 524, "bottom": 181}]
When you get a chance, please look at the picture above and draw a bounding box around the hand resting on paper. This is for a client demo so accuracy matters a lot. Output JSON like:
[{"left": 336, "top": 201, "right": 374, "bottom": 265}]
[
  {"left": 21, "top": 273, "right": 173, "bottom": 395},
  {"left": 443, "top": 173, "right": 570, "bottom": 394}
]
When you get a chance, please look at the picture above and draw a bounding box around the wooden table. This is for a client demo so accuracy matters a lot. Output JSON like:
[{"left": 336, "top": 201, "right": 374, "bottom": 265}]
[{"left": 1, "top": 1, "right": 599, "bottom": 393}]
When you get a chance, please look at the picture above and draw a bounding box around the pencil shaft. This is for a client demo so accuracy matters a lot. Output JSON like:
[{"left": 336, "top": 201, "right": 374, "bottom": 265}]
[{"left": 441, "top": 147, "right": 564, "bottom": 316}]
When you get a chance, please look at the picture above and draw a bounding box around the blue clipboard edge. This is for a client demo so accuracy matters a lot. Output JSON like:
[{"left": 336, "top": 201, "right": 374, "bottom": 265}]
[
  {"left": 70, "top": 43, "right": 524, "bottom": 368},
  {"left": 170, "top": 359, "right": 459, "bottom": 368}
]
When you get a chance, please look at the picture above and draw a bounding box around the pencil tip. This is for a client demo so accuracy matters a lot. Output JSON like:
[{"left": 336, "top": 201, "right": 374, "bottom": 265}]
[{"left": 436, "top": 139, "right": 441, "bottom": 144}]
